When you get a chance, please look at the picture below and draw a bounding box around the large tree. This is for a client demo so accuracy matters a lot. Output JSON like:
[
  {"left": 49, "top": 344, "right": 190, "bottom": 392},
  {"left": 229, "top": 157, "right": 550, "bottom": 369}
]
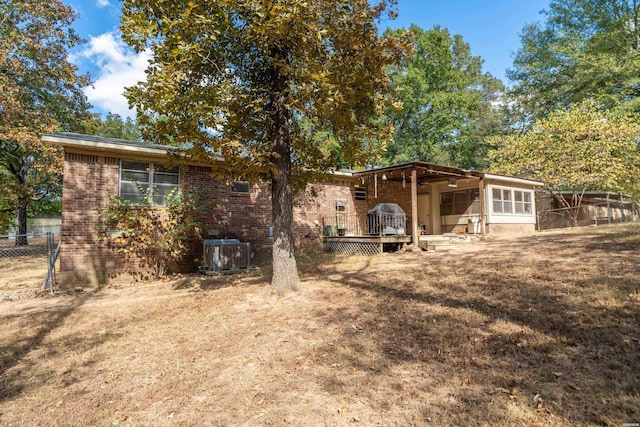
[
  {"left": 0, "top": 0, "right": 91, "bottom": 242},
  {"left": 384, "top": 25, "right": 503, "bottom": 169},
  {"left": 120, "top": 0, "right": 408, "bottom": 295},
  {"left": 489, "top": 100, "right": 640, "bottom": 226},
  {"left": 509, "top": 0, "right": 640, "bottom": 120}
]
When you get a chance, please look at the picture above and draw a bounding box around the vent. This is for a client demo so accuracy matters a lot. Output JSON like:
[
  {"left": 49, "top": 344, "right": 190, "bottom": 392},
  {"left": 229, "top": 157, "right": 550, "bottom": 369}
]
[{"left": 202, "top": 239, "right": 251, "bottom": 271}]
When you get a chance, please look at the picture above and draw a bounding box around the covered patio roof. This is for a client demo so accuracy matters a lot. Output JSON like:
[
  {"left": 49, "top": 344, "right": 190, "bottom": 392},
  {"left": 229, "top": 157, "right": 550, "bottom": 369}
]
[
  {"left": 351, "top": 161, "right": 474, "bottom": 184},
  {"left": 346, "top": 161, "right": 543, "bottom": 243},
  {"left": 349, "top": 161, "right": 544, "bottom": 187}
]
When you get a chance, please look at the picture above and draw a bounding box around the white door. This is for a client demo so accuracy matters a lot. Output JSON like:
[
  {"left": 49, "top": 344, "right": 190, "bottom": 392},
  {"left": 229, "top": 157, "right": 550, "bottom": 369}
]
[{"left": 417, "top": 194, "right": 431, "bottom": 234}]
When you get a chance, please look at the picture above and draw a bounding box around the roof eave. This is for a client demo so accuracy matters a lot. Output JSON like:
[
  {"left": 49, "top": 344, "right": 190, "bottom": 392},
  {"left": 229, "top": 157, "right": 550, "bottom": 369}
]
[
  {"left": 42, "top": 133, "right": 224, "bottom": 164},
  {"left": 42, "top": 134, "right": 171, "bottom": 159},
  {"left": 477, "top": 172, "right": 544, "bottom": 187}
]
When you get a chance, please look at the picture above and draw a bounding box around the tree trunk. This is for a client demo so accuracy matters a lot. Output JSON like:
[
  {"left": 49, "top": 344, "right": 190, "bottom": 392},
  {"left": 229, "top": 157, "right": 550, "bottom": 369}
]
[
  {"left": 15, "top": 203, "right": 28, "bottom": 246},
  {"left": 569, "top": 210, "right": 579, "bottom": 227},
  {"left": 269, "top": 47, "right": 300, "bottom": 296}
]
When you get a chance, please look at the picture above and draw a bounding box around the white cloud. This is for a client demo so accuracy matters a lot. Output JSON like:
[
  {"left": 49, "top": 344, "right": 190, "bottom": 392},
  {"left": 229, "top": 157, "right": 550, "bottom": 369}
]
[
  {"left": 78, "top": 32, "right": 151, "bottom": 119},
  {"left": 96, "top": 0, "right": 110, "bottom": 8}
]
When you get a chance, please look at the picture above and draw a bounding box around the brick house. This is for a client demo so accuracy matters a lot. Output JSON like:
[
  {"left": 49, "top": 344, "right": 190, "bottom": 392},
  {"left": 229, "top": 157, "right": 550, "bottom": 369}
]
[{"left": 43, "top": 133, "right": 543, "bottom": 285}]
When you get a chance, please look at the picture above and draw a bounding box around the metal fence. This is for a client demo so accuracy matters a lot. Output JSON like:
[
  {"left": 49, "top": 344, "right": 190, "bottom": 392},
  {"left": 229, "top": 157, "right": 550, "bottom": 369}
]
[
  {"left": 0, "top": 233, "right": 60, "bottom": 294},
  {"left": 322, "top": 213, "right": 408, "bottom": 236},
  {"left": 537, "top": 201, "right": 639, "bottom": 231}
]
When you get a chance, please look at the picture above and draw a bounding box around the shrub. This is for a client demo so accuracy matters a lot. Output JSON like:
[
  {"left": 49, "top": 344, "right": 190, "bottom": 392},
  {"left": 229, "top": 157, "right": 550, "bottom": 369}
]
[{"left": 97, "top": 188, "right": 201, "bottom": 279}]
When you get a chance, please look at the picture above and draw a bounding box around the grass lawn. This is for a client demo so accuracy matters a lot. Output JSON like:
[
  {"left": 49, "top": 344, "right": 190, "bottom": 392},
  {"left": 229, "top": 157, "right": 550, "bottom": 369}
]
[{"left": 0, "top": 224, "right": 638, "bottom": 426}]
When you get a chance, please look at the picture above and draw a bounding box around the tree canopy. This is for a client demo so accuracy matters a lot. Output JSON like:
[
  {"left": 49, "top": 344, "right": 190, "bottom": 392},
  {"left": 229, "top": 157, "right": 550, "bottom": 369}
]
[
  {"left": 489, "top": 101, "right": 640, "bottom": 223},
  {"left": 0, "top": 0, "right": 91, "bottom": 239},
  {"left": 120, "top": 0, "right": 409, "bottom": 294},
  {"left": 83, "top": 112, "right": 142, "bottom": 141},
  {"left": 508, "top": 0, "right": 640, "bottom": 120},
  {"left": 383, "top": 25, "right": 503, "bottom": 169}
]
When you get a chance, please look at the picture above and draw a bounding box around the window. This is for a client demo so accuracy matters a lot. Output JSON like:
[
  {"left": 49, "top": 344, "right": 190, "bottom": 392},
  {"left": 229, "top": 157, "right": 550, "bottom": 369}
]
[
  {"left": 230, "top": 181, "right": 251, "bottom": 194},
  {"left": 354, "top": 184, "right": 367, "bottom": 201},
  {"left": 119, "top": 161, "right": 179, "bottom": 205},
  {"left": 514, "top": 190, "right": 532, "bottom": 214},
  {"left": 335, "top": 199, "right": 347, "bottom": 229},
  {"left": 493, "top": 187, "right": 533, "bottom": 215},
  {"left": 440, "top": 189, "right": 480, "bottom": 215}
]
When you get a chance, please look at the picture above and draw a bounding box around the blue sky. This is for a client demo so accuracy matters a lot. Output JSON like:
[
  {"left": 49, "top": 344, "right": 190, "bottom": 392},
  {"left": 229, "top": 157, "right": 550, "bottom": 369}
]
[{"left": 68, "top": 0, "right": 550, "bottom": 118}]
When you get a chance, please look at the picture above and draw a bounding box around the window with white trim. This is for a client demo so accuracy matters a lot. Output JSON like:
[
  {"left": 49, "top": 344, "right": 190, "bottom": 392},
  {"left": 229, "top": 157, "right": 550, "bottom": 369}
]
[
  {"left": 514, "top": 190, "right": 533, "bottom": 214},
  {"left": 492, "top": 187, "right": 533, "bottom": 215},
  {"left": 119, "top": 161, "right": 179, "bottom": 205}
]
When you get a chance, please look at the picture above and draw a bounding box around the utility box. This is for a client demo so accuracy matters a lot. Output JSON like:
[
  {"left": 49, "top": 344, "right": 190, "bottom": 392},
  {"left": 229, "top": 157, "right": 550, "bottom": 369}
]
[
  {"left": 467, "top": 216, "right": 481, "bottom": 234},
  {"left": 202, "top": 239, "right": 251, "bottom": 272}
]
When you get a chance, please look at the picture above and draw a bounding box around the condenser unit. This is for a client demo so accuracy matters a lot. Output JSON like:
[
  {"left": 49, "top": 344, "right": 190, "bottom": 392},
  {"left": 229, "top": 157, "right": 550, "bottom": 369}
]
[{"left": 202, "top": 239, "right": 251, "bottom": 272}]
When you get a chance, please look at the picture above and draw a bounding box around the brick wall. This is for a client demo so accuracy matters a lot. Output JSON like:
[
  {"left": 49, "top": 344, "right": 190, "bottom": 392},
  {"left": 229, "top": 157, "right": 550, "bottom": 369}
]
[
  {"left": 60, "top": 156, "right": 420, "bottom": 286},
  {"left": 60, "top": 156, "right": 279, "bottom": 285},
  {"left": 362, "top": 180, "right": 413, "bottom": 227},
  {"left": 180, "top": 166, "right": 274, "bottom": 261},
  {"left": 293, "top": 178, "right": 414, "bottom": 237},
  {"left": 293, "top": 179, "right": 355, "bottom": 245},
  {"left": 60, "top": 153, "right": 122, "bottom": 285}
]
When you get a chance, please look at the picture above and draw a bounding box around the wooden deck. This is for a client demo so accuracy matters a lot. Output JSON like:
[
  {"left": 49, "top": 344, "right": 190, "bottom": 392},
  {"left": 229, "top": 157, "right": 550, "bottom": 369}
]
[{"left": 322, "top": 235, "right": 412, "bottom": 255}]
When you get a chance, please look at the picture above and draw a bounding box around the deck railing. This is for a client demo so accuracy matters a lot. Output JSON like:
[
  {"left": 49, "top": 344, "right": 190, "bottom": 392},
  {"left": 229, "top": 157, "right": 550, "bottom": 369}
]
[{"left": 322, "top": 213, "right": 407, "bottom": 236}]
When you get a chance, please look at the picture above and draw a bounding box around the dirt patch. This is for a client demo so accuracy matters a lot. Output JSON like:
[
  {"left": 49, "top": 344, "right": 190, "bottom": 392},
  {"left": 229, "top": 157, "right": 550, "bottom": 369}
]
[{"left": 0, "top": 224, "right": 638, "bottom": 426}]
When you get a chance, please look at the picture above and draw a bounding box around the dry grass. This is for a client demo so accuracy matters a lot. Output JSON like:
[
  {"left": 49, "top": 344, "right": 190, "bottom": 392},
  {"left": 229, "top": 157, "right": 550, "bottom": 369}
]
[
  {"left": 0, "top": 224, "right": 638, "bottom": 426},
  {"left": 0, "top": 236, "right": 58, "bottom": 293},
  {"left": 0, "top": 256, "right": 55, "bottom": 294}
]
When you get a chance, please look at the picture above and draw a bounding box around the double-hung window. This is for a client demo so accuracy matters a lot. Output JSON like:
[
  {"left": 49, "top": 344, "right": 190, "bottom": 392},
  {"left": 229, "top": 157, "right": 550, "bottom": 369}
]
[
  {"left": 514, "top": 190, "right": 533, "bottom": 214},
  {"left": 492, "top": 188, "right": 512, "bottom": 214},
  {"left": 119, "top": 161, "right": 180, "bottom": 205},
  {"left": 492, "top": 187, "right": 533, "bottom": 215}
]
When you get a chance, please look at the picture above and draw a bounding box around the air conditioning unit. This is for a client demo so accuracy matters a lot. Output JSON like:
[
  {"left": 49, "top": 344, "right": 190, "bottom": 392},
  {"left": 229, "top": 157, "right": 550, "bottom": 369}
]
[{"left": 202, "top": 239, "right": 252, "bottom": 272}]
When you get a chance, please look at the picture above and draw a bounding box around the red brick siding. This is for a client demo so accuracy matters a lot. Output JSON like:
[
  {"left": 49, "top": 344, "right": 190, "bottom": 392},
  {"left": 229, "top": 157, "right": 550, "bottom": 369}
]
[
  {"left": 362, "top": 180, "right": 413, "bottom": 231},
  {"left": 293, "top": 180, "right": 355, "bottom": 244},
  {"left": 60, "top": 158, "right": 278, "bottom": 285},
  {"left": 60, "top": 156, "right": 418, "bottom": 285},
  {"left": 180, "top": 166, "right": 274, "bottom": 261},
  {"left": 292, "top": 178, "right": 414, "bottom": 238},
  {"left": 60, "top": 153, "right": 122, "bottom": 284}
]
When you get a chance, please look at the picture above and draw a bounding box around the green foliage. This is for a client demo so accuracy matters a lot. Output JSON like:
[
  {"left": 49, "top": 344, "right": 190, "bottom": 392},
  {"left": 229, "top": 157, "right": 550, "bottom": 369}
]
[
  {"left": 489, "top": 100, "right": 640, "bottom": 221},
  {"left": 98, "top": 113, "right": 142, "bottom": 141},
  {"left": 120, "top": 0, "right": 410, "bottom": 294},
  {"left": 0, "top": 0, "right": 91, "bottom": 237},
  {"left": 120, "top": 0, "right": 409, "bottom": 179},
  {"left": 97, "top": 188, "right": 201, "bottom": 279},
  {"left": 384, "top": 25, "right": 503, "bottom": 169},
  {"left": 508, "top": 0, "right": 640, "bottom": 120},
  {"left": 81, "top": 112, "right": 142, "bottom": 141}
]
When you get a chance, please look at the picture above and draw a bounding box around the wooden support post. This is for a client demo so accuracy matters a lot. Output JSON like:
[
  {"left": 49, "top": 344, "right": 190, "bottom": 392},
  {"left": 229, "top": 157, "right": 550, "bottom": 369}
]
[
  {"left": 374, "top": 173, "right": 378, "bottom": 199},
  {"left": 411, "top": 169, "right": 419, "bottom": 246},
  {"left": 479, "top": 177, "right": 487, "bottom": 236}
]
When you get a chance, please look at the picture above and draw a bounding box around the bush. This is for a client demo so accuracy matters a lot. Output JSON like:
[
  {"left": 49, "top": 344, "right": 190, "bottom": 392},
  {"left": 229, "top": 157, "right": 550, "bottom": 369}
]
[{"left": 97, "top": 188, "right": 201, "bottom": 279}]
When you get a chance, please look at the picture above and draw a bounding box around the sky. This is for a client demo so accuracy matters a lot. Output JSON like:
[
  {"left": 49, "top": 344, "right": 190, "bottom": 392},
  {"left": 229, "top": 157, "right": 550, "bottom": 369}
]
[{"left": 67, "top": 0, "right": 550, "bottom": 119}]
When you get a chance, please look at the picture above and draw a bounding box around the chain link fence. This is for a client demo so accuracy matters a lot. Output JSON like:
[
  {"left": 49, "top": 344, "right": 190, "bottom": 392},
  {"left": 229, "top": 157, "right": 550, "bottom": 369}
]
[
  {"left": 0, "top": 233, "right": 60, "bottom": 297},
  {"left": 537, "top": 201, "right": 639, "bottom": 231}
]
